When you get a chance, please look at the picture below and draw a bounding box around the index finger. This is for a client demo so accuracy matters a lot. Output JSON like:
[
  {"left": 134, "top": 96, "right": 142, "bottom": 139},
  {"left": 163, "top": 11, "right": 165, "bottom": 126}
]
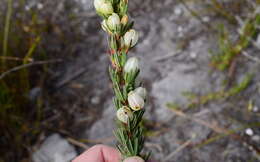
[{"left": 72, "top": 144, "right": 121, "bottom": 162}]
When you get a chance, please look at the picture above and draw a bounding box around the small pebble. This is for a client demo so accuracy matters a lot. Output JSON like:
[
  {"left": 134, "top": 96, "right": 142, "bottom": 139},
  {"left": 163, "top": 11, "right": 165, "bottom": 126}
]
[
  {"left": 253, "top": 106, "right": 259, "bottom": 112},
  {"left": 202, "top": 16, "right": 210, "bottom": 22},
  {"left": 191, "top": 133, "right": 197, "bottom": 139},
  {"left": 190, "top": 52, "right": 197, "bottom": 59},
  {"left": 91, "top": 96, "right": 100, "bottom": 104},
  {"left": 25, "top": 5, "right": 30, "bottom": 11},
  {"left": 37, "top": 3, "right": 43, "bottom": 10},
  {"left": 252, "top": 135, "right": 260, "bottom": 142},
  {"left": 29, "top": 87, "right": 41, "bottom": 101},
  {"left": 245, "top": 128, "right": 254, "bottom": 136},
  {"left": 177, "top": 26, "right": 183, "bottom": 33},
  {"left": 174, "top": 7, "right": 183, "bottom": 16}
]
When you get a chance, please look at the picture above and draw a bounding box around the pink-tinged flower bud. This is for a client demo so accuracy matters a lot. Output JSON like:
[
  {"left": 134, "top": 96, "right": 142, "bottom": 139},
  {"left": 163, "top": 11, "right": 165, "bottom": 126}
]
[
  {"left": 107, "top": 13, "right": 121, "bottom": 31},
  {"left": 116, "top": 106, "right": 133, "bottom": 123},
  {"left": 124, "top": 57, "right": 139, "bottom": 73},
  {"left": 134, "top": 87, "right": 147, "bottom": 100},
  {"left": 128, "top": 91, "right": 144, "bottom": 111},
  {"left": 124, "top": 29, "right": 139, "bottom": 48}
]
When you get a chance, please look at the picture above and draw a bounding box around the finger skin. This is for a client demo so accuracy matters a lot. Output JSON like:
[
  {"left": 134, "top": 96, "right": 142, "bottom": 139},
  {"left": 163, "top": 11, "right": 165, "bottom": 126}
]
[{"left": 72, "top": 144, "right": 120, "bottom": 162}]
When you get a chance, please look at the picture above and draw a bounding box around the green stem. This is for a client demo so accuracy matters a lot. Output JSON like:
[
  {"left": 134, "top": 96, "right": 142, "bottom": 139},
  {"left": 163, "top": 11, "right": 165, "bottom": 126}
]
[{"left": 2, "top": 0, "right": 13, "bottom": 67}]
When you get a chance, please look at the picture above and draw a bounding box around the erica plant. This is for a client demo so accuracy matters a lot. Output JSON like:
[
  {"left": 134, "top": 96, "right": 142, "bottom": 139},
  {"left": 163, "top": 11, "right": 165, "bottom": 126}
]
[{"left": 94, "top": 0, "right": 150, "bottom": 160}]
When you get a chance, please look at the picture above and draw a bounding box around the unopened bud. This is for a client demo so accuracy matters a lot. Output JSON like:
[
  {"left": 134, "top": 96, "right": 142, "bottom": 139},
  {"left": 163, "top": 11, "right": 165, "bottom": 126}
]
[
  {"left": 134, "top": 87, "right": 147, "bottom": 100},
  {"left": 94, "top": 0, "right": 105, "bottom": 11},
  {"left": 128, "top": 91, "right": 144, "bottom": 111},
  {"left": 117, "top": 106, "right": 133, "bottom": 123},
  {"left": 123, "top": 156, "right": 144, "bottom": 162},
  {"left": 101, "top": 20, "right": 110, "bottom": 33},
  {"left": 121, "top": 15, "right": 128, "bottom": 26},
  {"left": 107, "top": 13, "right": 121, "bottom": 31},
  {"left": 124, "top": 57, "right": 139, "bottom": 73},
  {"left": 124, "top": 29, "right": 139, "bottom": 48},
  {"left": 94, "top": 0, "right": 114, "bottom": 16}
]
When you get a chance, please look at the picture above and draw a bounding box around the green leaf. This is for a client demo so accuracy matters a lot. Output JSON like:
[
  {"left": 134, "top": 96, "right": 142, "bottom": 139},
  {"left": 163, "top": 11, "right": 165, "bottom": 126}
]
[{"left": 120, "top": 52, "right": 127, "bottom": 67}]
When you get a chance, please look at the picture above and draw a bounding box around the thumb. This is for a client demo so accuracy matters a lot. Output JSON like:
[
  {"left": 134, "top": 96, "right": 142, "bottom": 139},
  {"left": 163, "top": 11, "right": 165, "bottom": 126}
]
[{"left": 123, "top": 156, "right": 145, "bottom": 162}]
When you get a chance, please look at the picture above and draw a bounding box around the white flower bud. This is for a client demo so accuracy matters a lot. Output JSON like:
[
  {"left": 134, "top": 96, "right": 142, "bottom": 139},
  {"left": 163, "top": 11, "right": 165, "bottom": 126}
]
[
  {"left": 134, "top": 87, "right": 147, "bottom": 100},
  {"left": 101, "top": 20, "right": 110, "bottom": 33},
  {"left": 123, "top": 156, "right": 145, "bottom": 162},
  {"left": 124, "top": 29, "right": 139, "bottom": 48},
  {"left": 116, "top": 106, "right": 133, "bottom": 123},
  {"left": 124, "top": 57, "right": 139, "bottom": 73},
  {"left": 128, "top": 91, "right": 145, "bottom": 111},
  {"left": 94, "top": 0, "right": 105, "bottom": 11},
  {"left": 95, "top": 0, "right": 113, "bottom": 16},
  {"left": 107, "top": 13, "right": 121, "bottom": 31}
]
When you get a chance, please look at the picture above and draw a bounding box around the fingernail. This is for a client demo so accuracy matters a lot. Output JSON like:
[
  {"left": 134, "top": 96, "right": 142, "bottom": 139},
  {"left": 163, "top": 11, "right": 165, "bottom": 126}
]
[{"left": 123, "top": 156, "right": 145, "bottom": 162}]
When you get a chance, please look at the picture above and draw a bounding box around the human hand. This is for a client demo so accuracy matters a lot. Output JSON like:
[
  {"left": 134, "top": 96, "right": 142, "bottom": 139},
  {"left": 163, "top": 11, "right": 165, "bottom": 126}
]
[{"left": 72, "top": 144, "right": 144, "bottom": 162}]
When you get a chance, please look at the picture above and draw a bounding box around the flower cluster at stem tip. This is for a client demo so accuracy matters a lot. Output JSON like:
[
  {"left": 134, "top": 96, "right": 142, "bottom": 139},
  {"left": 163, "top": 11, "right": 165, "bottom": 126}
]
[{"left": 94, "top": 0, "right": 139, "bottom": 49}]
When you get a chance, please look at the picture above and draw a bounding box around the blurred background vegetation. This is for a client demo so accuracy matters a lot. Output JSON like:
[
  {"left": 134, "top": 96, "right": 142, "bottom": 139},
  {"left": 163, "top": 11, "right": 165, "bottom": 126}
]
[
  {"left": 1, "top": 0, "right": 45, "bottom": 160},
  {"left": 0, "top": 0, "right": 83, "bottom": 161}
]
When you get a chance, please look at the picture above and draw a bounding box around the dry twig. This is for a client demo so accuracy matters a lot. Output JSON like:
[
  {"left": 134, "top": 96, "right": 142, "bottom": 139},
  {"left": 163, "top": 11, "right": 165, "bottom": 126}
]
[
  {"left": 164, "top": 139, "right": 192, "bottom": 161},
  {"left": 0, "top": 59, "right": 62, "bottom": 80},
  {"left": 0, "top": 56, "right": 33, "bottom": 62},
  {"left": 170, "top": 108, "right": 260, "bottom": 155},
  {"left": 67, "top": 137, "right": 89, "bottom": 150},
  {"left": 242, "top": 51, "right": 260, "bottom": 64}
]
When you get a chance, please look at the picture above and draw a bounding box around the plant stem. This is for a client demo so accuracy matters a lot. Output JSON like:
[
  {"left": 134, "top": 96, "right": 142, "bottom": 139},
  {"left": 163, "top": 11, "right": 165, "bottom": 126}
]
[
  {"left": 2, "top": 0, "right": 13, "bottom": 67},
  {"left": 94, "top": 0, "right": 149, "bottom": 160}
]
